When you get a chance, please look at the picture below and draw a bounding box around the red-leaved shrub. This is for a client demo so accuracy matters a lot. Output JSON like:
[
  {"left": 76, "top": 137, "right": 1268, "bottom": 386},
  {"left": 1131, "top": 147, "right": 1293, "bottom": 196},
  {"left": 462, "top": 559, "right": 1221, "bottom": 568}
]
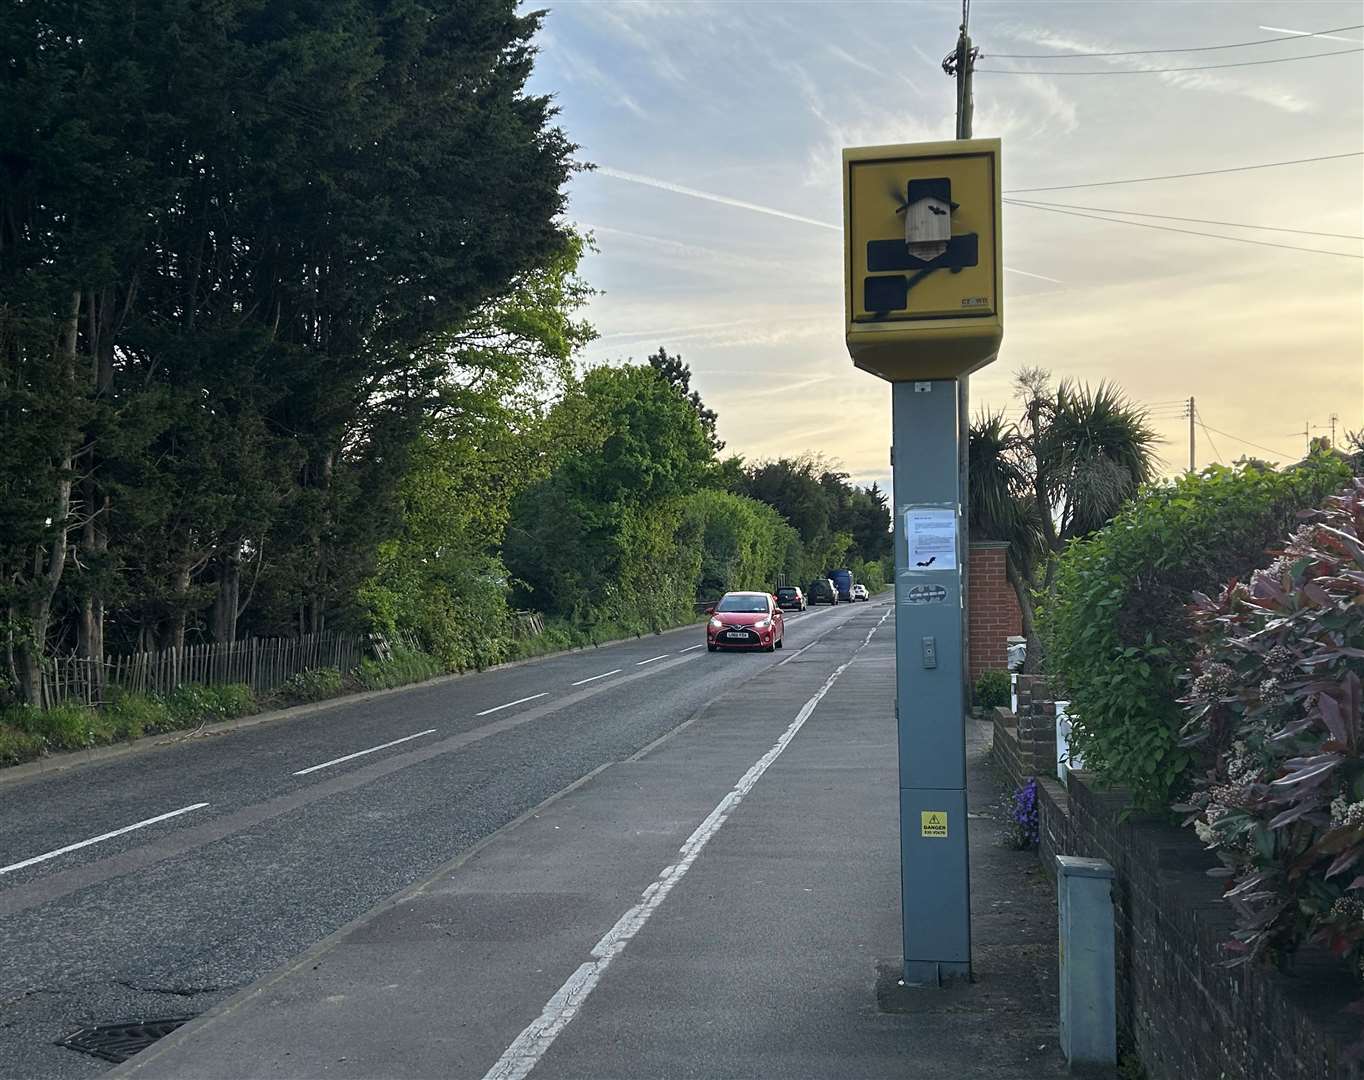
[{"left": 1181, "top": 477, "right": 1364, "bottom": 978}]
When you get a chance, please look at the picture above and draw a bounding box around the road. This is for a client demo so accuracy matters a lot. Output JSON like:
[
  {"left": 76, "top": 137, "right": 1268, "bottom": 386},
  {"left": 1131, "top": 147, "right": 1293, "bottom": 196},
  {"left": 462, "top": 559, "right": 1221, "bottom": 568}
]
[{"left": 0, "top": 599, "right": 874, "bottom": 1080}]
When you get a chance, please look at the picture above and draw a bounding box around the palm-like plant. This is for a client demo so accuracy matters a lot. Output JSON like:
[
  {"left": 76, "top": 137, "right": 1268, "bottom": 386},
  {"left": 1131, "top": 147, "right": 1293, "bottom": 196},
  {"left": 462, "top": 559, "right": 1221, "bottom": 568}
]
[{"left": 970, "top": 372, "right": 1160, "bottom": 669}]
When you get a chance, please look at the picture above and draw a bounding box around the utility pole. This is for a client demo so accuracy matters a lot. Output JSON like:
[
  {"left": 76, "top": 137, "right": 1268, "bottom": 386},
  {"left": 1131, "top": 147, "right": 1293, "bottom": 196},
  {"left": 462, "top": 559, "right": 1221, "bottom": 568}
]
[
  {"left": 946, "top": 0, "right": 978, "bottom": 711},
  {"left": 951, "top": 1, "right": 976, "bottom": 140},
  {"left": 1330, "top": 413, "right": 1339, "bottom": 447},
  {"left": 1186, "top": 397, "right": 1195, "bottom": 472}
]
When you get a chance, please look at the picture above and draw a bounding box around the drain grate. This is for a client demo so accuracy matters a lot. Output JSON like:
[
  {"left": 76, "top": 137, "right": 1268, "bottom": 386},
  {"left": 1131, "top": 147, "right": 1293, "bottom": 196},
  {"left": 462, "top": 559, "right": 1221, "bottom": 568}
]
[{"left": 58, "top": 1017, "right": 193, "bottom": 1063}]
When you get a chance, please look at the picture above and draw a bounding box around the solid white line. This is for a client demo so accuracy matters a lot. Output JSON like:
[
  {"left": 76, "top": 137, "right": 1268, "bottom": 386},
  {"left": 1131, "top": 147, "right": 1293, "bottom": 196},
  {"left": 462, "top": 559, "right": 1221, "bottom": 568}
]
[
  {"left": 679, "top": 644, "right": 704, "bottom": 653},
  {"left": 479, "top": 607, "right": 890, "bottom": 1080},
  {"left": 292, "top": 730, "right": 438, "bottom": 776},
  {"left": 0, "top": 802, "right": 210, "bottom": 876},
  {"left": 635, "top": 654, "right": 669, "bottom": 666},
  {"left": 571, "top": 669, "right": 622, "bottom": 687},
  {"left": 476, "top": 693, "right": 550, "bottom": 718}
]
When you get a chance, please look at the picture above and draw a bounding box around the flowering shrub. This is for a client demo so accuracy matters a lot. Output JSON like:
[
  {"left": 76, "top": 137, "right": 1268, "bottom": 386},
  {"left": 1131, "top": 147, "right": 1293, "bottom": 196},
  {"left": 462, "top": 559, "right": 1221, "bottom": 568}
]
[
  {"left": 1004, "top": 777, "right": 1040, "bottom": 849},
  {"left": 1180, "top": 478, "right": 1364, "bottom": 978}
]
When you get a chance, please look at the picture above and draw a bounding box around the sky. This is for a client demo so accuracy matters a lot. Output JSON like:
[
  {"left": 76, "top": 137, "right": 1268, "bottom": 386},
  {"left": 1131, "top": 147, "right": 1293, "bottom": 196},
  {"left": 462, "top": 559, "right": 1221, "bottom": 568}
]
[{"left": 526, "top": 0, "right": 1364, "bottom": 492}]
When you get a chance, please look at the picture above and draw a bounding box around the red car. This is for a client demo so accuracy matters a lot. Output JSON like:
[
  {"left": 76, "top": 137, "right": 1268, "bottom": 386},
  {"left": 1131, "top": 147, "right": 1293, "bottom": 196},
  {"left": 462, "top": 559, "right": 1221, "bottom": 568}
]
[{"left": 707, "top": 591, "right": 785, "bottom": 652}]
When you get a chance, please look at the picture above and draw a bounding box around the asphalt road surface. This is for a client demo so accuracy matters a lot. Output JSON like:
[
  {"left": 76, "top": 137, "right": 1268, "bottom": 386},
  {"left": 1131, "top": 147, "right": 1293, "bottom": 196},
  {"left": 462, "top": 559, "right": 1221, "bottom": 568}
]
[{"left": 0, "top": 599, "right": 875, "bottom": 1080}]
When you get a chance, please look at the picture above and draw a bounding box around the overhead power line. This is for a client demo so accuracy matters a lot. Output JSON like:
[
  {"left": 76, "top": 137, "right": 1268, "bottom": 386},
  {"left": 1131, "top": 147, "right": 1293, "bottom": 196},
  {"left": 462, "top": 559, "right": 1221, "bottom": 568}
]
[
  {"left": 1003, "top": 152, "right": 1363, "bottom": 194},
  {"left": 1004, "top": 199, "right": 1364, "bottom": 259},
  {"left": 1196, "top": 421, "right": 1295, "bottom": 460},
  {"left": 1195, "top": 413, "right": 1224, "bottom": 464},
  {"left": 1003, "top": 198, "right": 1364, "bottom": 240},
  {"left": 988, "top": 24, "right": 1363, "bottom": 58},
  {"left": 977, "top": 45, "right": 1361, "bottom": 75}
]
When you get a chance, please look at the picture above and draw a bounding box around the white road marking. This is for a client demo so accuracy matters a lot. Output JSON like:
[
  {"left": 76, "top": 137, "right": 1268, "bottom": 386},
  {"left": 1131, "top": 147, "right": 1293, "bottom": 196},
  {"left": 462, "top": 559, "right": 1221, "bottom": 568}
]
[
  {"left": 679, "top": 644, "right": 704, "bottom": 653},
  {"left": 571, "top": 669, "right": 622, "bottom": 687},
  {"left": 0, "top": 803, "right": 210, "bottom": 876},
  {"left": 480, "top": 607, "right": 890, "bottom": 1080},
  {"left": 635, "top": 654, "right": 669, "bottom": 666},
  {"left": 292, "top": 730, "right": 438, "bottom": 776},
  {"left": 476, "top": 693, "right": 550, "bottom": 717}
]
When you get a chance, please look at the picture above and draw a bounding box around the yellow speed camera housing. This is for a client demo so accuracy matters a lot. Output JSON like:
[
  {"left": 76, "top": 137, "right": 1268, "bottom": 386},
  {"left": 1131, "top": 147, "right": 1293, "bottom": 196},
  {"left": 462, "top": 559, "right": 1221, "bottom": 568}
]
[{"left": 843, "top": 139, "right": 1002, "bottom": 381}]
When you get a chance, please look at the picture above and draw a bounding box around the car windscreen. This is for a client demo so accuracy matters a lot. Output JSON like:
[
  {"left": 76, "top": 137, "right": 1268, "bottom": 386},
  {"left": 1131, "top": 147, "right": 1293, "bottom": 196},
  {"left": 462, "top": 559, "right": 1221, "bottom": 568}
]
[
  {"left": 776, "top": 588, "right": 796, "bottom": 597},
  {"left": 716, "top": 595, "right": 770, "bottom": 613}
]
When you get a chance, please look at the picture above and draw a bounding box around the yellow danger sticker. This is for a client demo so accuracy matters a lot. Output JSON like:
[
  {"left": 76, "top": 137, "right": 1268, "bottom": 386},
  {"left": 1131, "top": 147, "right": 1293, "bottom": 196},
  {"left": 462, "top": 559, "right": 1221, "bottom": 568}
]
[{"left": 921, "top": 811, "right": 948, "bottom": 838}]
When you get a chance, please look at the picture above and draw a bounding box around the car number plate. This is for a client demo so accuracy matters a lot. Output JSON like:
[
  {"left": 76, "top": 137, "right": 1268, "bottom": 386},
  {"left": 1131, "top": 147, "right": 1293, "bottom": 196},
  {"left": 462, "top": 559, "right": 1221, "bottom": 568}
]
[{"left": 725, "top": 631, "right": 748, "bottom": 640}]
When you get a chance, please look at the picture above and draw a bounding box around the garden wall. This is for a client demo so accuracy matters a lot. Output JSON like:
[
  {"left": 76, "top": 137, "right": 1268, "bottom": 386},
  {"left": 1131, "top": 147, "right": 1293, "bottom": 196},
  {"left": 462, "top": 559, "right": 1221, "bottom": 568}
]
[
  {"left": 994, "top": 684, "right": 1360, "bottom": 1080},
  {"left": 966, "top": 540, "right": 1021, "bottom": 684}
]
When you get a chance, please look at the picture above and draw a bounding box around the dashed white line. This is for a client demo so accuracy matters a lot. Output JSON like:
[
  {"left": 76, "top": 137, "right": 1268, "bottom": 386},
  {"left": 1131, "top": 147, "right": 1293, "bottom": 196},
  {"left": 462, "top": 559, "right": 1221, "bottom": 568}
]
[
  {"left": 292, "top": 730, "right": 438, "bottom": 776},
  {"left": 635, "top": 654, "right": 669, "bottom": 666},
  {"left": 480, "top": 614, "right": 886, "bottom": 1080},
  {"left": 476, "top": 693, "right": 550, "bottom": 717},
  {"left": 679, "top": 644, "right": 704, "bottom": 653},
  {"left": 0, "top": 803, "right": 210, "bottom": 876},
  {"left": 571, "top": 669, "right": 622, "bottom": 687}
]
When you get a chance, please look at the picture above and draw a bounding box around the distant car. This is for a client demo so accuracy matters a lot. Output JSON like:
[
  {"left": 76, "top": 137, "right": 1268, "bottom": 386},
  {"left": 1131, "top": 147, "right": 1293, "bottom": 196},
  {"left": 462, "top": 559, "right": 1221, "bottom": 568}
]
[
  {"left": 775, "top": 585, "right": 806, "bottom": 611},
  {"left": 807, "top": 578, "right": 837, "bottom": 605},
  {"left": 707, "top": 591, "right": 785, "bottom": 652},
  {"left": 828, "top": 568, "right": 854, "bottom": 603},
  {"left": 851, "top": 583, "right": 869, "bottom": 602}
]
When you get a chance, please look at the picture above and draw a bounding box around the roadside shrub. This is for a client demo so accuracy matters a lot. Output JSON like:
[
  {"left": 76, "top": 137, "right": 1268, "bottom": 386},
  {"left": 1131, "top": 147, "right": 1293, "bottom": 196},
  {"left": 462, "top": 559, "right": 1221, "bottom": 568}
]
[
  {"left": 162, "top": 682, "right": 256, "bottom": 728},
  {"left": 352, "top": 645, "right": 444, "bottom": 691},
  {"left": 279, "top": 667, "right": 344, "bottom": 704},
  {"left": 1180, "top": 480, "right": 1364, "bottom": 977},
  {"left": 974, "top": 670, "right": 1011, "bottom": 709},
  {"left": 2, "top": 702, "right": 110, "bottom": 751},
  {"left": 1040, "top": 451, "right": 1352, "bottom": 810},
  {"left": 0, "top": 723, "right": 46, "bottom": 765},
  {"left": 102, "top": 690, "right": 171, "bottom": 740}
]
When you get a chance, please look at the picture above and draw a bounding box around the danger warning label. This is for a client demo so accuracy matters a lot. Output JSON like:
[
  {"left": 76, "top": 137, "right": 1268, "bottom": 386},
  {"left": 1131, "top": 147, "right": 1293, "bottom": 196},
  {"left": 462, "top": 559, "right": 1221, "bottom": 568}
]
[{"left": 920, "top": 811, "right": 948, "bottom": 838}]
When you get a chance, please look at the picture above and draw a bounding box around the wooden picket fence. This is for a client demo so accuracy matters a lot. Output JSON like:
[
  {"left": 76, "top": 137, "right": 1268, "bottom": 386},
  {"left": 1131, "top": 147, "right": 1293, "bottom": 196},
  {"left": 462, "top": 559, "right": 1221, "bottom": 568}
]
[{"left": 42, "top": 632, "right": 373, "bottom": 708}]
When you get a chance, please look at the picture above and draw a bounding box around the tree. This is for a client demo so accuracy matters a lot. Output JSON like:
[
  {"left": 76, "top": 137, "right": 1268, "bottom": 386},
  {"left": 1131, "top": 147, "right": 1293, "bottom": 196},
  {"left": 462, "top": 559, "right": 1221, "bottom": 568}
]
[
  {"left": 969, "top": 370, "right": 1159, "bottom": 670},
  {"left": 647, "top": 347, "right": 723, "bottom": 452},
  {"left": 0, "top": 1, "right": 579, "bottom": 702},
  {"left": 505, "top": 363, "right": 714, "bottom": 621}
]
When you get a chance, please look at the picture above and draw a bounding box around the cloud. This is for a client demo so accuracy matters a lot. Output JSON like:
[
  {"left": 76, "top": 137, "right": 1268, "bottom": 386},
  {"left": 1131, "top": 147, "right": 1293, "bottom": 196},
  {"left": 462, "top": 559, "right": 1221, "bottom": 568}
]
[
  {"left": 827, "top": 43, "right": 880, "bottom": 76},
  {"left": 993, "top": 26, "right": 1314, "bottom": 114},
  {"left": 540, "top": 32, "right": 648, "bottom": 118}
]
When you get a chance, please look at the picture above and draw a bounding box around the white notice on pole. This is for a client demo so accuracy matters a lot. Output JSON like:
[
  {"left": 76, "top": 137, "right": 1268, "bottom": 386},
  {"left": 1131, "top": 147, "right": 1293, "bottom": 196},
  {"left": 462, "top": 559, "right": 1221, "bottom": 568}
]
[{"left": 905, "top": 509, "right": 958, "bottom": 571}]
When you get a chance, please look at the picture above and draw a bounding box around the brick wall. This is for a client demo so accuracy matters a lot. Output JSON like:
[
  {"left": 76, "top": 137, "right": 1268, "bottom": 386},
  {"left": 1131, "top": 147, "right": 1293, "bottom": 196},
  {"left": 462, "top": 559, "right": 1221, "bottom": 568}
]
[
  {"left": 967, "top": 541, "right": 1022, "bottom": 684},
  {"left": 992, "top": 711, "right": 1361, "bottom": 1080}
]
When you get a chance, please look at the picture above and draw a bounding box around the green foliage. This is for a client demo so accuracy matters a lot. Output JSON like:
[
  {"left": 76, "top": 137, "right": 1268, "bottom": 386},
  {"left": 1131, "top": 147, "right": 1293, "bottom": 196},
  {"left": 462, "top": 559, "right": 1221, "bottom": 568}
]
[
  {"left": 102, "top": 690, "right": 172, "bottom": 740},
  {"left": 2, "top": 703, "right": 109, "bottom": 752},
  {"left": 975, "top": 670, "right": 1011, "bottom": 709},
  {"left": 162, "top": 683, "right": 256, "bottom": 728},
  {"left": 1040, "top": 451, "right": 1353, "bottom": 810},
  {"left": 0, "top": 724, "right": 46, "bottom": 766},
  {"left": 0, "top": 1, "right": 577, "bottom": 698},
  {"left": 280, "top": 668, "right": 345, "bottom": 705},
  {"left": 683, "top": 490, "right": 799, "bottom": 598},
  {"left": 352, "top": 647, "right": 445, "bottom": 692},
  {"left": 737, "top": 456, "right": 890, "bottom": 581},
  {"left": 1180, "top": 479, "right": 1364, "bottom": 978}
]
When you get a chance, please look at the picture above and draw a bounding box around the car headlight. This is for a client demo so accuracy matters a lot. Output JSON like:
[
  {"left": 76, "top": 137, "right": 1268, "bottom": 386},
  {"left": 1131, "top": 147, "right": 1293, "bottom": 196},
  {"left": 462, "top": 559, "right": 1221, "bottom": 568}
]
[
  {"left": 709, "top": 617, "right": 722, "bottom": 629},
  {"left": 754, "top": 618, "right": 770, "bottom": 630}
]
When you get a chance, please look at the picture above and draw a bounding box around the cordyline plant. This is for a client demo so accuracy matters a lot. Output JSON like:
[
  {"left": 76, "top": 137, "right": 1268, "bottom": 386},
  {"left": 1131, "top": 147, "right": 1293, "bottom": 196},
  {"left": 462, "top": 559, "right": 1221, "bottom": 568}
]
[{"left": 1179, "top": 478, "right": 1364, "bottom": 981}]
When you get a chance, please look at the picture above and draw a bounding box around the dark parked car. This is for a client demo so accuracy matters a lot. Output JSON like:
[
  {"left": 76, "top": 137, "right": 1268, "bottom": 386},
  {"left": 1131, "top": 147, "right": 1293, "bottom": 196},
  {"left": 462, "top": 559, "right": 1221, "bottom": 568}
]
[
  {"left": 807, "top": 578, "right": 837, "bottom": 605},
  {"left": 775, "top": 585, "right": 806, "bottom": 611}
]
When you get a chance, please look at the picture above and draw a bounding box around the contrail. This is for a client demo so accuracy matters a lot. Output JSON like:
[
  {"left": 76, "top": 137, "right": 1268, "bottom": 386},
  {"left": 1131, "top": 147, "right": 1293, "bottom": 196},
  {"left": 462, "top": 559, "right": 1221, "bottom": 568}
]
[
  {"left": 596, "top": 166, "right": 1062, "bottom": 283},
  {"left": 596, "top": 166, "right": 841, "bottom": 231}
]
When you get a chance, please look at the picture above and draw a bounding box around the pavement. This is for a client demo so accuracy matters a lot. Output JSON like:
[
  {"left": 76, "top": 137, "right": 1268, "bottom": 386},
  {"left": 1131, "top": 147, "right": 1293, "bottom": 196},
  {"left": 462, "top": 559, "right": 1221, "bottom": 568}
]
[{"left": 66, "top": 600, "right": 1071, "bottom": 1080}]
